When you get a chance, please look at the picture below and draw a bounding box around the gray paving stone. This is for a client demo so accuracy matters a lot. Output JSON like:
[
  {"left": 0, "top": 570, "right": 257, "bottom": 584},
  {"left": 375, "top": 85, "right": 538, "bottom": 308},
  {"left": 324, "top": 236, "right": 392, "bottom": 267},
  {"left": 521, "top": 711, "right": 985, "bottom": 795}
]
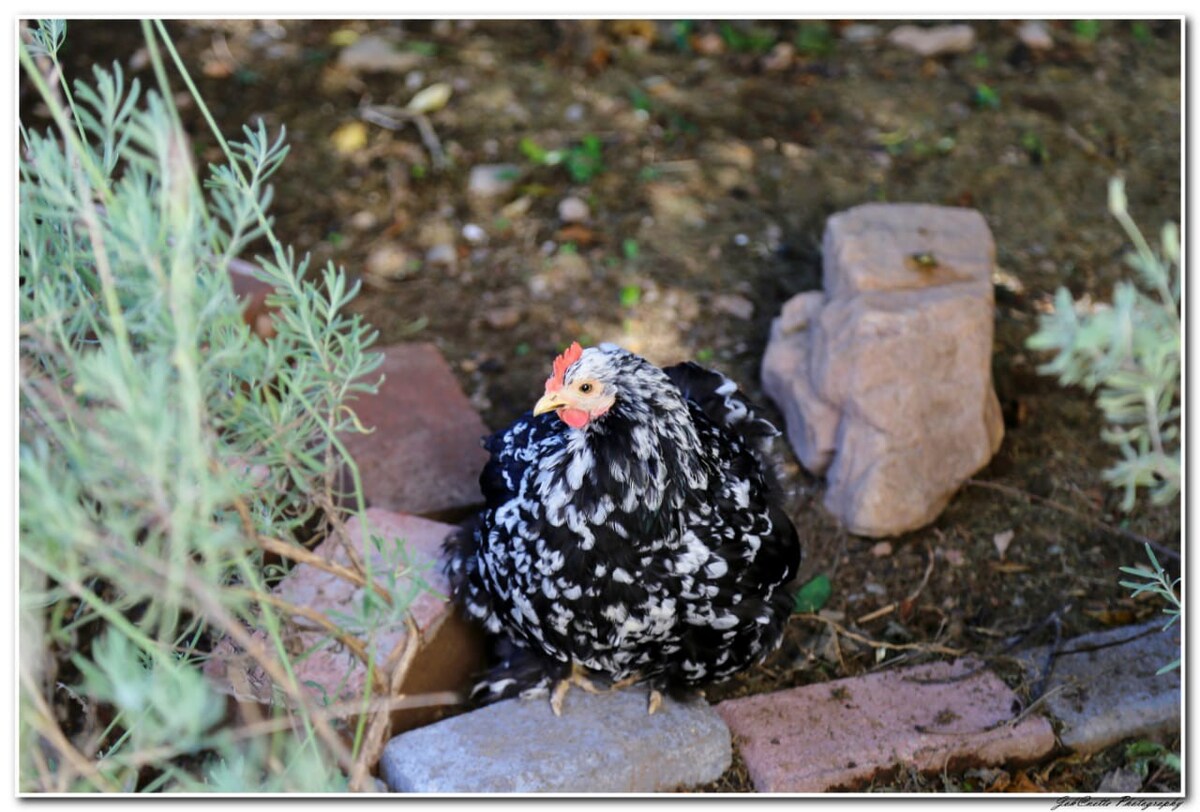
[
  {"left": 380, "top": 689, "right": 731, "bottom": 792},
  {"left": 1013, "top": 620, "right": 1181, "bottom": 752}
]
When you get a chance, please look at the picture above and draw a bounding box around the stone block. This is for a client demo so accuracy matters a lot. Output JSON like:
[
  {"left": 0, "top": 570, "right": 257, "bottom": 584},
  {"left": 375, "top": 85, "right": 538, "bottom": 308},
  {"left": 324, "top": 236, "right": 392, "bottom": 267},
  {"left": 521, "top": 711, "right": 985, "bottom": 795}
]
[
  {"left": 381, "top": 689, "right": 731, "bottom": 792},
  {"left": 1013, "top": 620, "right": 1181, "bottom": 753}
]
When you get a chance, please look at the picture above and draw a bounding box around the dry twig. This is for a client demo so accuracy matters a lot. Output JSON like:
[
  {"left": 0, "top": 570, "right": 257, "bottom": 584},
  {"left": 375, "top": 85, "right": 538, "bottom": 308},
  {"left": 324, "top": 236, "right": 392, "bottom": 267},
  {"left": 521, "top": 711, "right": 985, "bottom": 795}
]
[
  {"left": 348, "top": 613, "right": 422, "bottom": 792},
  {"left": 797, "top": 613, "right": 966, "bottom": 658},
  {"left": 20, "top": 670, "right": 119, "bottom": 793}
]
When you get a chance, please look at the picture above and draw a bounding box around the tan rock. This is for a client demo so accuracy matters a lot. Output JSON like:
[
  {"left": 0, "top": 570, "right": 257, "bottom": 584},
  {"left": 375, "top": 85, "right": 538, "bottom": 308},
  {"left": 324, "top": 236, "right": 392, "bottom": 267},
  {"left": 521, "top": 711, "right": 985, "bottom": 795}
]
[
  {"left": 762, "top": 204, "right": 1004, "bottom": 537},
  {"left": 761, "top": 291, "right": 838, "bottom": 475}
]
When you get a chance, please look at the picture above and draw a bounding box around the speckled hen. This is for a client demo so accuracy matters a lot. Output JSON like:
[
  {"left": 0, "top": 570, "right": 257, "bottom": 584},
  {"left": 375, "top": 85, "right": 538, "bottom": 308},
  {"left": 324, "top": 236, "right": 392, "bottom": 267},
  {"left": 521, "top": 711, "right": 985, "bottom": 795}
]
[{"left": 444, "top": 342, "right": 800, "bottom": 714}]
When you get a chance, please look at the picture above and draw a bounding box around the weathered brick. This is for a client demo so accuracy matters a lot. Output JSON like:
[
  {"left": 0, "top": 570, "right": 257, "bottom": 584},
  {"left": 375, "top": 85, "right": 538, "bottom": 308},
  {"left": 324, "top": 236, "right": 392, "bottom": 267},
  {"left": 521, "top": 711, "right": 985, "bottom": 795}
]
[
  {"left": 204, "top": 508, "right": 482, "bottom": 735},
  {"left": 716, "top": 658, "right": 1055, "bottom": 792},
  {"left": 339, "top": 342, "right": 490, "bottom": 519},
  {"left": 1013, "top": 620, "right": 1181, "bottom": 753},
  {"left": 227, "top": 258, "right": 278, "bottom": 339},
  {"left": 380, "top": 690, "right": 731, "bottom": 792}
]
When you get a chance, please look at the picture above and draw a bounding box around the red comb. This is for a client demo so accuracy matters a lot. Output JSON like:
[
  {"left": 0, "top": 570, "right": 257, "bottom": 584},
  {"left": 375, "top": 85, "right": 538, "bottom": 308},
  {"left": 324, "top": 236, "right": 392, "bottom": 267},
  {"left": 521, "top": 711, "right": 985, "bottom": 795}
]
[{"left": 546, "top": 341, "right": 583, "bottom": 391}]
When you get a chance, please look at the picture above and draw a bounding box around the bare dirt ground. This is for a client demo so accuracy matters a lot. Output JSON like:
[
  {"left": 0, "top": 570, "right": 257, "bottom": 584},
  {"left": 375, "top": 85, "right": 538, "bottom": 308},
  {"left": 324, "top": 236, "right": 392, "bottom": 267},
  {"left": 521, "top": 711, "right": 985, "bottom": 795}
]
[{"left": 51, "top": 18, "right": 1182, "bottom": 792}]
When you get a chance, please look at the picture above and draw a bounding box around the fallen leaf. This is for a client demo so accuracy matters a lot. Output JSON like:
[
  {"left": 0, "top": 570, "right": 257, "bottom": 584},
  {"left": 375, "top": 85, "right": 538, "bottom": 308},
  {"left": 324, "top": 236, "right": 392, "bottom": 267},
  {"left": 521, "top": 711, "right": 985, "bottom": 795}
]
[
  {"left": 330, "top": 121, "right": 368, "bottom": 155},
  {"left": 942, "top": 548, "right": 966, "bottom": 567},
  {"left": 500, "top": 196, "right": 533, "bottom": 220},
  {"left": 553, "top": 223, "right": 600, "bottom": 247},
  {"left": 1084, "top": 608, "right": 1138, "bottom": 626},
  {"left": 407, "top": 82, "right": 453, "bottom": 114},
  {"left": 793, "top": 573, "right": 832, "bottom": 614},
  {"left": 329, "top": 28, "right": 359, "bottom": 47},
  {"left": 993, "top": 529, "right": 1015, "bottom": 559},
  {"left": 1002, "top": 770, "right": 1045, "bottom": 793}
]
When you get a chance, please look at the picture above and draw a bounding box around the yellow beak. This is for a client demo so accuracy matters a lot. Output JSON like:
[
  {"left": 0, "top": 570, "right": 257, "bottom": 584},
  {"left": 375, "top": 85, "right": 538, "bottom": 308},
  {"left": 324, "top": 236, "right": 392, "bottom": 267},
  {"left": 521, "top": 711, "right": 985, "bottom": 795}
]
[{"left": 533, "top": 391, "right": 569, "bottom": 416}]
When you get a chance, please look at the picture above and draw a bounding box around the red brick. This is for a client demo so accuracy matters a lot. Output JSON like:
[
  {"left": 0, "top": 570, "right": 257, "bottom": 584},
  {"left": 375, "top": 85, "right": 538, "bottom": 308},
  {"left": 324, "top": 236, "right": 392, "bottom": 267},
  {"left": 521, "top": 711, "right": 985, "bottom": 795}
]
[
  {"left": 339, "top": 343, "right": 490, "bottom": 519},
  {"left": 227, "top": 258, "right": 278, "bottom": 339},
  {"left": 716, "top": 659, "right": 1055, "bottom": 792},
  {"left": 204, "top": 508, "right": 482, "bottom": 735}
]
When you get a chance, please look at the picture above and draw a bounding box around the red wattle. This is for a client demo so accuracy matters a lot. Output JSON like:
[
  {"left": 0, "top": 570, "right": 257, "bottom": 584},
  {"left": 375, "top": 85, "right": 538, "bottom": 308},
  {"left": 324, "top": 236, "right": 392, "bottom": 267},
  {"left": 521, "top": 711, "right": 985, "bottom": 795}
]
[{"left": 558, "top": 408, "right": 590, "bottom": 429}]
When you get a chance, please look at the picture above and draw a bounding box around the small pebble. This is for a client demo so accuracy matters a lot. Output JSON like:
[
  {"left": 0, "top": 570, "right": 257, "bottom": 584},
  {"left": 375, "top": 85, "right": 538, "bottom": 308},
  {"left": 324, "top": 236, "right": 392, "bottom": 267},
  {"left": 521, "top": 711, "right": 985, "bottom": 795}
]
[
  {"left": 887, "top": 24, "right": 975, "bottom": 57},
  {"left": 425, "top": 243, "right": 457, "bottom": 268},
  {"left": 462, "top": 223, "right": 487, "bottom": 243},
  {"left": 557, "top": 196, "right": 591, "bottom": 223},
  {"left": 1017, "top": 21, "right": 1055, "bottom": 51},
  {"left": 871, "top": 541, "right": 893, "bottom": 558},
  {"left": 484, "top": 306, "right": 522, "bottom": 330},
  {"left": 761, "top": 42, "right": 795, "bottom": 72},
  {"left": 338, "top": 35, "right": 424, "bottom": 74},
  {"left": 564, "top": 103, "right": 586, "bottom": 123},
  {"left": 1097, "top": 768, "right": 1144, "bottom": 793},
  {"left": 842, "top": 23, "right": 881, "bottom": 44},
  {"left": 467, "top": 164, "right": 520, "bottom": 200},
  {"left": 365, "top": 243, "right": 416, "bottom": 281},
  {"left": 712, "top": 293, "right": 755, "bottom": 321},
  {"left": 733, "top": 233, "right": 750, "bottom": 247}
]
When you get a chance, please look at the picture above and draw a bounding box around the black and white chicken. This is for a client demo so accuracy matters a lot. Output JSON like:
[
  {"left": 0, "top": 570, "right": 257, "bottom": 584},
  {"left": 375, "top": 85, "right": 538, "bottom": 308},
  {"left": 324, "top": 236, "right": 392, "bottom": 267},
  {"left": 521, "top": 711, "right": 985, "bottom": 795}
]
[{"left": 444, "top": 342, "right": 800, "bottom": 714}]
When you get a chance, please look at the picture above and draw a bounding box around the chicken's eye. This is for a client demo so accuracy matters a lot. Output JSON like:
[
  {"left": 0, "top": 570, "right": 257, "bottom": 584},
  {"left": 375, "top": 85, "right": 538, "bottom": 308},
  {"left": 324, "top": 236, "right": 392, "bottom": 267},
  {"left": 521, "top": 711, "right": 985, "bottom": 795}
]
[{"left": 579, "top": 382, "right": 593, "bottom": 394}]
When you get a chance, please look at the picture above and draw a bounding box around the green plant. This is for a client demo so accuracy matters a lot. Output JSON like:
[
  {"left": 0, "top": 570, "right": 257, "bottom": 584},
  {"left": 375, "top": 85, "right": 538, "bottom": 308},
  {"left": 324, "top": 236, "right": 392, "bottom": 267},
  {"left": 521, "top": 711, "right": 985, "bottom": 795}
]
[
  {"left": 20, "top": 20, "right": 424, "bottom": 792},
  {"left": 519, "top": 134, "right": 605, "bottom": 183},
  {"left": 1020, "top": 131, "right": 1048, "bottom": 165},
  {"left": 972, "top": 83, "right": 1001, "bottom": 110},
  {"left": 1073, "top": 19, "right": 1103, "bottom": 42},
  {"left": 717, "top": 21, "right": 777, "bottom": 54},
  {"left": 1130, "top": 21, "right": 1153, "bottom": 43},
  {"left": 1027, "top": 178, "right": 1180, "bottom": 510},
  {"left": 1119, "top": 544, "right": 1180, "bottom": 673},
  {"left": 794, "top": 21, "right": 835, "bottom": 57},
  {"left": 792, "top": 574, "right": 832, "bottom": 613},
  {"left": 1124, "top": 740, "right": 1181, "bottom": 778}
]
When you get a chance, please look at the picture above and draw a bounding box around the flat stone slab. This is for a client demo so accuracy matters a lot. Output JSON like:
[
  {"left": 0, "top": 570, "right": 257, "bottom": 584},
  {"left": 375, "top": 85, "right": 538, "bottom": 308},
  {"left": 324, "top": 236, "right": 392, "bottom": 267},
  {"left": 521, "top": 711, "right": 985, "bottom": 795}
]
[
  {"left": 381, "top": 690, "right": 731, "bottom": 792},
  {"left": 1013, "top": 620, "right": 1181, "bottom": 753},
  {"left": 716, "top": 658, "right": 1054, "bottom": 792},
  {"left": 340, "top": 342, "right": 490, "bottom": 519}
]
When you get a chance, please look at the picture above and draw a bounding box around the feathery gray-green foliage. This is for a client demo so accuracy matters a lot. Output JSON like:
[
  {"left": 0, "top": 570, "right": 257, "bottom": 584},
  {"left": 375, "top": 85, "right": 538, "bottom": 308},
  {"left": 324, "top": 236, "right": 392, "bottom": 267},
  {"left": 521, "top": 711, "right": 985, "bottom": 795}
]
[
  {"left": 20, "top": 20, "right": 419, "bottom": 792},
  {"left": 1118, "top": 544, "right": 1181, "bottom": 674},
  {"left": 1027, "top": 177, "right": 1180, "bottom": 512}
]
